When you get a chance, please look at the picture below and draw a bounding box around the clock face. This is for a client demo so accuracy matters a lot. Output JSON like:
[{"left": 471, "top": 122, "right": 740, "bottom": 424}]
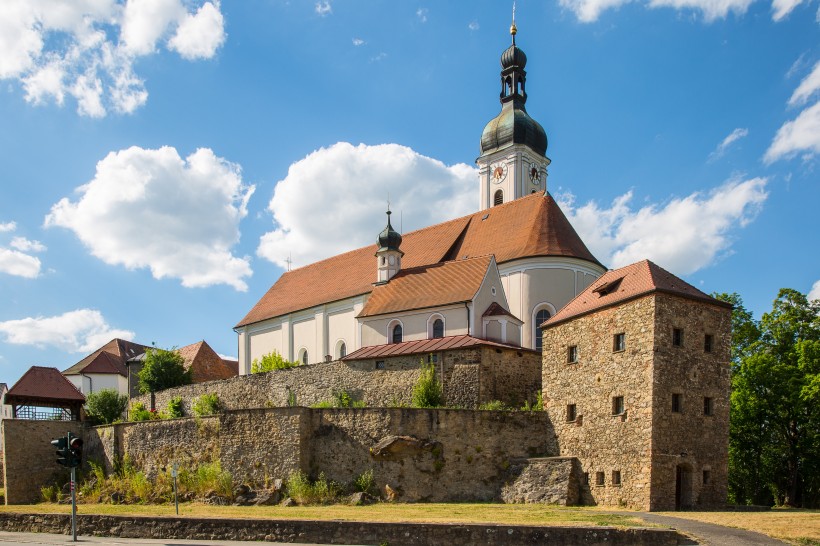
[
  {"left": 490, "top": 162, "right": 508, "bottom": 183},
  {"left": 529, "top": 163, "right": 541, "bottom": 184}
]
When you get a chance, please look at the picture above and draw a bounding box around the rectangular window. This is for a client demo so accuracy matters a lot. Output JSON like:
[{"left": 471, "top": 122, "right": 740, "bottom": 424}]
[
  {"left": 613, "top": 333, "right": 626, "bottom": 352},
  {"left": 704, "top": 397, "right": 714, "bottom": 416},
  {"left": 704, "top": 334, "right": 714, "bottom": 353},
  {"left": 582, "top": 472, "right": 589, "bottom": 486},
  {"left": 612, "top": 470, "right": 621, "bottom": 486},
  {"left": 596, "top": 471, "right": 605, "bottom": 486},
  {"left": 672, "top": 393, "right": 682, "bottom": 413},
  {"left": 566, "top": 403, "right": 577, "bottom": 422},
  {"left": 703, "top": 470, "right": 711, "bottom": 485},
  {"left": 567, "top": 345, "right": 578, "bottom": 363},
  {"left": 375, "top": 360, "right": 385, "bottom": 370},
  {"left": 673, "top": 328, "right": 684, "bottom": 347},
  {"left": 428, "top": 353, "right": 438, "bottom": 363},
  {"left": 612, "top": 396, "right": 625, "bottom": 415}
]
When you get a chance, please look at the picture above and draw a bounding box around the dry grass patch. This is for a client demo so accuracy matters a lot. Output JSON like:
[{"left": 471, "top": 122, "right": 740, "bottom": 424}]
[
  {"left": 0, "top": 502, "right": 647, "bottom": 528},
  {"left": 655, "top": 509, "right": 820, "bottom": 545}
]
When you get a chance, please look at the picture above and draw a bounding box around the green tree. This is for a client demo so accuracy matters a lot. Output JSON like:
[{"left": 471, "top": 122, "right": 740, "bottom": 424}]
[
  {"left": 137, "top": 347, "right": 192, "bottom": 394},
  {"left": 722, "top": 289, "right": 820, "bottom": 507},
  {"left": 251, "top": 350, "right": 297, "bottom": 373},
  {"left": 85, "top": 388, "right": 128, "bottom": 424}
]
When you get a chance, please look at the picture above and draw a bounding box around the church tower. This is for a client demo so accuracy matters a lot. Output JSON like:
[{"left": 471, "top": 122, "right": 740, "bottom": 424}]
[
  {"left": 375, "top": 209, "right": 403, "bottom": 284},
  {"left": 478, "top": 16, "right": 551, "bottom": 210}
]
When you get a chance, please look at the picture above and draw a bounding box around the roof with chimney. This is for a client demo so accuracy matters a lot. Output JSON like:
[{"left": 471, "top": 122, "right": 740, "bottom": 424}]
[{"left": 63, "top": 338, "right": 150, "bottom": 377}]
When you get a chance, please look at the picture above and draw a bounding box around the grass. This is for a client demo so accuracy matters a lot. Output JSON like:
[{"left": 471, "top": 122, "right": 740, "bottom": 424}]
[
  {"left": 655, "top": 509, "right": 820, "bottom": 545},
  {"left": 0, "top": 502, "right": 646, "bottom": 528}
]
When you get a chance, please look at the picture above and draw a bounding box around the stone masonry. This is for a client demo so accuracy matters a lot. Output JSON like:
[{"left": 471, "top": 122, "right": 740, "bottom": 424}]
[{"left": 542, "top": 292, "right": 730, "bottom": 511}]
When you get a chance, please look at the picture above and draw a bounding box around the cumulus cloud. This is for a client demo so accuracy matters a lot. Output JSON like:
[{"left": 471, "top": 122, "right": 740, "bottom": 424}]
[
  {"left": 468, "top": 20, "right": 480, "bottom": 31},
  {"left": 709, "top": 128, "right": 749, "bottom": 161},
  {"left": 45, "top": 146, "right": 254, "bottom": 291},
  {"left": 352, "top": 38, "right": 365, "bottom": 46},
  {"left": 557, "top": 177, "right": 768, "bottom": 275},
  {"left": 258, "top": 142, "right": 476, "bottom": 269},
  {"left": 789, "top": 60, "right": 820, "bottom": 107},
  {"left": 0, "top": 309, "right": 134, "bottom": 353},
  {"left": 315, "top": 1, "right": 332, "bottom": 16},
  {"left": 0, "top": 0, "right": 225, "bottom": 117},
  {"left": 0, "top": 222, "right": 44, "bottom": 278},
  {"left": 417, "top": 8, "right": 429, "bottom": 22},
  {"left": 765, "top": 101, "right": 820, "bottom": 163},
  {"left": 809, "top": 280, "right": 820, "bottom": 302},
  {"left": 560, "top": 0, "right": 794, "bottom": 22}
]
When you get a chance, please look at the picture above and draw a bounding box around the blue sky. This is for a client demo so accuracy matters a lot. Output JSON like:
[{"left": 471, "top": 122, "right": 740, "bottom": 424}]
[{"left": 0, "top": 0, "right": 817, "bottom": 385}]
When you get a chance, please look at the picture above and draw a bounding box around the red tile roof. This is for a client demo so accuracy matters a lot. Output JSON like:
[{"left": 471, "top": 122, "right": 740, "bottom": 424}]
[
  {"left": 6, "top": 366, "right": 86, "bottom": 403},
  {"left": 342, "top": 334, "right": 532, "bottom": 360},
  {"left": 358, "top": 255, "right": 493, "bottom": 318},
  {"left": 177, "top": 341, "right": 238, "bottom": 383},
  {"left": 482, "top": 301, "right": 519, "bottom": 320},
  {"left": 543, "top": 259, "right": 732, "bottom": 328},
  {"left": 63, "top": 338, "right": 150, "bottom": 377},
  {"left": 237, "top": 193, "right": 601, "bottom": 327}
]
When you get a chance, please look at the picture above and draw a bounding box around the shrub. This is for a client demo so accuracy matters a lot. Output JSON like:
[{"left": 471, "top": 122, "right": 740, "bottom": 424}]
[
  {"left": 311, "top": 399, "right": 334, "bottom": 408},
  {"left": 192, "top": 393, "right": 221, "bottom": 417},
  {"left": 251, "top": 350, "right": 298, "bottom": 373},
  {"left": 40, "top": 484, "right": 60, "bottom": 503},
  {"left": 167, "top": 396, "right": 184, "bottom": 418},
  {"left": 521, "top": 391, "right": 544, "bottom": 411},
  {"left": 178, "top": 461, "right": 232, "bottom": 497},
  {"left": 312, "top": 389, "right": 365, "bottom": 408},
  {"left": 411, "top": 360, "right": 443, "bottom": 408},
  {"left": 285, "top": 470, "right": 341, "bottom": 505},
  {"left": 85, "top": 388, "right": 128, "bottom": 424},
  {"left": 479, "top": 400, "right": 509, "bottom": 411},
  {"left": 129, "top": 402, "right": 153, "bottom": 422},
  {"left": 286, "top": 389, "right": 297, "bottom": 407},
  {"left": 353, "top": 469, "right": 375, "bottom": 494}
]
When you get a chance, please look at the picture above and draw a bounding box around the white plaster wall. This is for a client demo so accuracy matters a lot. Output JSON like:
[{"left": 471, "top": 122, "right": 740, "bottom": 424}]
[
  {"left": 292, "top": 318, "right": 317, "bottom": 364},
  {"left": 328, "top": 308, "right": 355, "bottom": 359},
  {"left": 249, "top": 326, "right": 283, "bottom": 366},
  {"left": 361, "top": 306, "right": 469, "bottom": 347}
]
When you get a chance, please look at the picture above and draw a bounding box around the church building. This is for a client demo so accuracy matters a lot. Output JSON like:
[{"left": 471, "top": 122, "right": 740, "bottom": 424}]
[{"left": 235, "top": 21, "right": 606, "bottom": 373}]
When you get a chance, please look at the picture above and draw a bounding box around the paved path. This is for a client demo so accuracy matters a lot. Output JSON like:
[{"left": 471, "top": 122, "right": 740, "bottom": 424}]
[{"left": 630, "top": 513, "right": 789, "bottom": 546}]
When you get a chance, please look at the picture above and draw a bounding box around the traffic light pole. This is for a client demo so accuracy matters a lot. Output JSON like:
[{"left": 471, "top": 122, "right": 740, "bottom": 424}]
[{"left": 71, "top": 464, "right": 77, "bottom": 541}]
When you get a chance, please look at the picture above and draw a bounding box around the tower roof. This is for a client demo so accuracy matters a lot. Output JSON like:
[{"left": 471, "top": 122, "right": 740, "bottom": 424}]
[
  {"left": 376, "top": 210, "right": 403, "bottom": 254},
  {"left": 236, "top": 193, "right": 603, "bottom": 328}
]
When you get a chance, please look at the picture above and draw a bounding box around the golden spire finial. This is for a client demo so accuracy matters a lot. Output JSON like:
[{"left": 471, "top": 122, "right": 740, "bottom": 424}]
[{"left": 510, "top": 2, "right": 517, "bottom": 43}]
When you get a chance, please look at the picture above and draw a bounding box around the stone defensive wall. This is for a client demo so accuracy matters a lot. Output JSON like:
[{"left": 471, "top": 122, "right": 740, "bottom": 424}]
[
  {"left": 132, "top": 346, "right": 542, "bottom": 416},
  {"left": 0, "top": 512, "right": 684, "bottom": 545}
]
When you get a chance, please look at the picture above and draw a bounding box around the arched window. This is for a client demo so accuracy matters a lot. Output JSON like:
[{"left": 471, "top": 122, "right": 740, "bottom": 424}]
[
  {"left": 392, "top": 323, "right": 403, "bottom": 344},
  {"left": 493, "top": 190, "right": 503, "bottom": 207},
  {"left": 298, "top": 348, "right": 308, "bottom": 365},
  {"left": 534, "top": 308, "right": 552, "bottom": 352},
  {"left": 432, "top": 319, "right": 444, "bottom": 339},
  {"left": 335, "top": 340, "right": 346, "bottom": 359}
]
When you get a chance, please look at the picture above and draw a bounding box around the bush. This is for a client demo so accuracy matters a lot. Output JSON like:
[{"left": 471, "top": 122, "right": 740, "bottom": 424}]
[
  {"left": 40, "top": 484, "right": 60, "bottom": 503},
  {"left": 166, "top": 396, "right": 184, "bottom": 418},
  {"left": 285, "top": 470, "right": 341, "bottom": 505},
  {"left": 178, "top": 461, "right": 232, "bottom": 497},
  {"left": 129, "top": 402, "right": 154, "bottom": 422},
  {"left": 411, "top": 360, "right": 443, "bottom": 408},
  {"left": 478, "top": 400, "right": 509, "bottom": 411},
  {"left": 521, "top": 391, "right": 544, "bottom": 411},
  {"left": 353, "top": 469, "right": 375, "bottom": 494},
  {"left": 86, "top": 388, "right": 128, "bottom": 424},
  {"left": 311, "top": 389, "right": 366, "bottom": 408},
  {"left": 192, "top": 393, "right": 221, "bottom": 417},
  {"left": 251, "top": 350, "right": 298, "bottom": 373}
]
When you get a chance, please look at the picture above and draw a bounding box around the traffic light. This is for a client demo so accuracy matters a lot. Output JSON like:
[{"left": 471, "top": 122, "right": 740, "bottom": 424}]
[
  {"left": 51, "top": 436, "right": 70, "bottom": 467},
  {"left": 67, "top": 432, "right": 83, "bottom": 468}
]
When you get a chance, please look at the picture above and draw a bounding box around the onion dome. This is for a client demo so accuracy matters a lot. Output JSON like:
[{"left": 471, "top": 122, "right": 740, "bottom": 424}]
[
  {"left": 377, "top": 210, "right": 402, "bottom": 253},
  {"left": 480, "top": 104, "right": 547, "bottom": 157},
  {"left": 501, "top": 44, "right": 527, "bottom": 70}
]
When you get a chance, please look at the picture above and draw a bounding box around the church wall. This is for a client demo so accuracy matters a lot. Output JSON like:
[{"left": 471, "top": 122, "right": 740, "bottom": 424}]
[
  {"left": 247, "top": 325, "right": 283, "bottom": 368},
  {"left": 541, "top": 296, "right": 657, "bottom": 510},
  {"left": 648, "top": 294, "right": 731, "bottom": 511},
  {"left": 360, "top": 305, "right": 469, "bottom": 347},
  {"left": 292, "top": 317, "right": 317, "bottom": 363},
  {"left": 327, "top": 308, "right": 355, "bottom": 359}
]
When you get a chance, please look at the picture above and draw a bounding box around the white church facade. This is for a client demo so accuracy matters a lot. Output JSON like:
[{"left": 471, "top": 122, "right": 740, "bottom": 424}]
[{"left": 234, "top": 24, "right": 606, "bottom": 374}]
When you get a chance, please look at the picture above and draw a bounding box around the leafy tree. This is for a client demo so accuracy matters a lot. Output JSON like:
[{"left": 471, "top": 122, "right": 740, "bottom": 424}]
[
  {"left": 719, "top": 289, "right": 820, "bottom": 507},
  {"left": 137, "top": 347, "right": 192, "bottom": 394},
  {"left": 85, "top": 388, "right": 128, "bottom": 424},
  {"left": 251, "top": 350, "right": 298, "bottom": 373}
]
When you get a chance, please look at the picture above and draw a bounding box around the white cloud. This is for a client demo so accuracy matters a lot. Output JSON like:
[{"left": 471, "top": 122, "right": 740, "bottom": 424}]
[
  {"left": 560, "top": 0, "right": 791, "bottom": 22},
  {"left": 257, "top": 142, "right": 476, "bottom": 269},
  {"left": 765, "top": 102, "right": 820, "bottom": 163},
  {"left": 772, "top": 0, "right": 807, "bottom": 19},
  {"left": 10, "top": 236, "right": 46, "bottom": 253},
  {"left": 0, "top": 309, "right": 134, "bottom": 353},
  {"left": 370, "top": 52, "right": 387, "bottom": 63},
  {"left": 809, "top": 280, "right": 820, "bottom": 301},
  {"left": 417, "top": 8, "right": 429, "bottom": 22},
  {"left": 0, "top": 248, "right": 41, "bottom": 278},
  {"left": 45, "top": 145, "right": 254, "bottom": 291},
  {"left": 468, "top": 20, "right": 480, "bottom": 31},
  {"left": 788, "top": 60, "right": 820, "bottom": 107},
  {"left": 557, "top": 177, "right": 768, "bottom": 275},
  {"left": 709, "top": 127, "right": 749, "bottom": 160},
  {"left": 352, "top": 38, "right": 365, "bottom": 46},
  {"left": 315, "top": 1, "right": 332, "bottom": 16},
  {"left": 0, "top": 222, "right": 16, "bottom": 232},
  {"left": 0, "top": 0, "right": 225, "bottom": 117}
]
